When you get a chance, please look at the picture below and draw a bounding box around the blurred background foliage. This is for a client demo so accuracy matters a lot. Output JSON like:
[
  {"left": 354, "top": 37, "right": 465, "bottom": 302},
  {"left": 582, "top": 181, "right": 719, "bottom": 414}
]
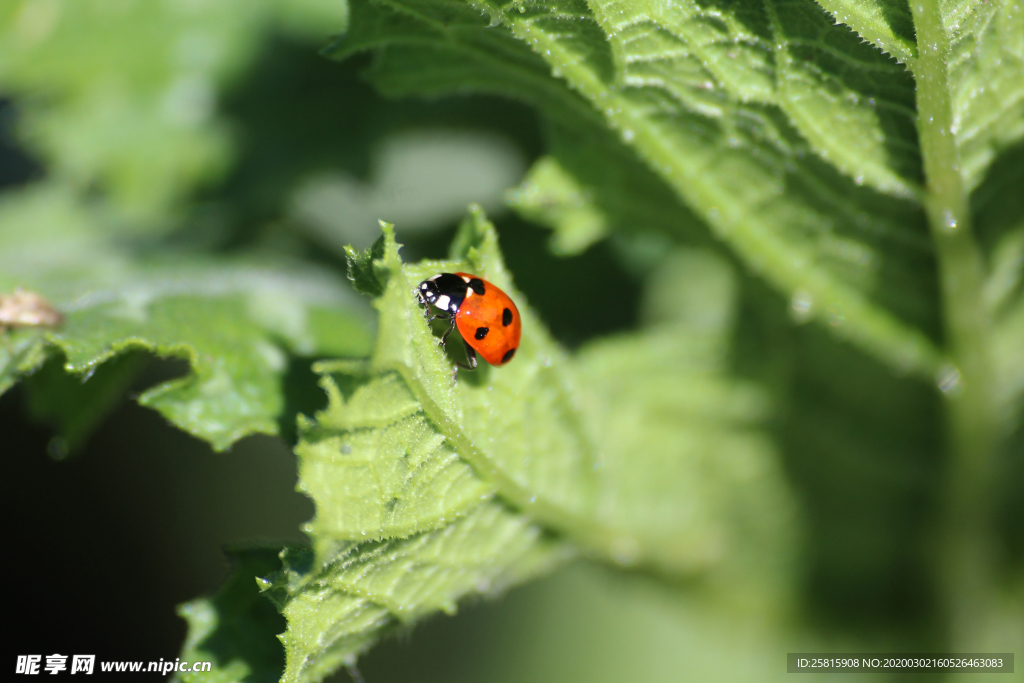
[{"left": 1, "top": 0, "right": 1021, "bottom": 681}]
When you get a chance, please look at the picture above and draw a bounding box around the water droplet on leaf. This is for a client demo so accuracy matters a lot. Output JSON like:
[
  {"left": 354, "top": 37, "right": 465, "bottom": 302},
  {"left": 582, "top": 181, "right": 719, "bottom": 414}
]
[
  {"left": 942, "top": 209, "right": 958, "bottom": 231},
  {"left": 936, "top": 364, "right": 962, "bottom": 394},
  {"left": 47, "top": 436, "right": 69, "bottom": 461},
  {"left": 790, "top": 289, "right": 814, "bottom": 322},
  {"left": 825, "top": 303, "right": 845, "bottom": 327},
  {"left": 610, "top": 537, "right": 639, "bottom": 565}
]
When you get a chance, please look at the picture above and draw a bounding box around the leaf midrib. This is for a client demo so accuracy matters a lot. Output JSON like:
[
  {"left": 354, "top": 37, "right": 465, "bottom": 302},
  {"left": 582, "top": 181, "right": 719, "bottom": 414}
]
[
  {"left": 387, "top": 361, "right": 624, "bottom": 558},
  {"left": 374, "top": 0, "right": 607, "bottom": 127}
]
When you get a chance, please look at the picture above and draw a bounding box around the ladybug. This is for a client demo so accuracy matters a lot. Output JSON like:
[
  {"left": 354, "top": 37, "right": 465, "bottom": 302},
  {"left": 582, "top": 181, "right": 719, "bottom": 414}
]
[{"left": 417, "top": 272, "right": 521, "bottom": 369}]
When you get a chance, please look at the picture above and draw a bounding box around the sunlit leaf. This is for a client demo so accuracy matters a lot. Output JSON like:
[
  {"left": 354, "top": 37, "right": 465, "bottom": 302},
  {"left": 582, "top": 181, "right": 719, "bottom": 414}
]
[
  {"left": 941, "top": 0, "right": 1024, "bottom": 191},
  {"left": 817, "top": 0, "right": 1024, "bottom": 194},
  {"left": 330, "top": 0, "right": 944, "bottom": 382},
  {"left": 261, "top": 209, "right": 793, "bottom": 681},
  {"left": 812, "top": 0, "right": 917, "bottom": 66}
]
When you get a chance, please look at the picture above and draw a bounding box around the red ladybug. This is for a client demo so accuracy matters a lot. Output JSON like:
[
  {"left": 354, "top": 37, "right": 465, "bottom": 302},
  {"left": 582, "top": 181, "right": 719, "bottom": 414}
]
[{"left": 418, "top": 272, "right": 521, "bottom": 369}]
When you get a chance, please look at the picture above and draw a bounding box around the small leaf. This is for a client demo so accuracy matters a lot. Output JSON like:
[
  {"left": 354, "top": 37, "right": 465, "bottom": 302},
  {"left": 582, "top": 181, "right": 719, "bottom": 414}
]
[
  {"left": 344, "top": 232, "right": 387, "bottom": 297},
  {"left": 509, "top": 117, "right": 709, "bottom": 259},
  {"left": 277, "top": 215, "right": 574, "bottom": 681},
  {"left": 175, "top": 547, "right": 287, "bottom": 683}
]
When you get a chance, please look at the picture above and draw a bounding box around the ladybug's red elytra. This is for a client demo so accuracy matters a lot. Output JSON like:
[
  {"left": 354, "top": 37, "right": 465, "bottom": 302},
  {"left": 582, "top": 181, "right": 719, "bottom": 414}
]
[{"left": 417, "top": 272, "right": 521, "bottom": 369}]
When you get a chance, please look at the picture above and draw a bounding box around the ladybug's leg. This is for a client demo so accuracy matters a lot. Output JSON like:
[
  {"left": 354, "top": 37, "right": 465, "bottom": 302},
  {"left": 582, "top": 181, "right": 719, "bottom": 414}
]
[
  {"left": 417, "top": 291, "right": 431, "bottom": 316},
  {"left": 422, "top": 306, "right": 454, "bottom": 343},
  {"left": 439, "top": 318, "right": 458, "bottom": 346},
  {"left": 422, "top": 302, "right": 446, "bottom": 323},
  {"left": 456, "top": 341, "right": 478, "bottom": 371}
]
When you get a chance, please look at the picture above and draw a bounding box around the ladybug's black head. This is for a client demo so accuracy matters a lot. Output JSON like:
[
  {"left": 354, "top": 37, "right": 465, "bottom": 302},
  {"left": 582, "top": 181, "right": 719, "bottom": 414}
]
[
  {"left": 418, "top": 279, "right": 440, "bottom": 304},
  {"left": 418, "top": 273, "right": 467, "bottom": 315}
]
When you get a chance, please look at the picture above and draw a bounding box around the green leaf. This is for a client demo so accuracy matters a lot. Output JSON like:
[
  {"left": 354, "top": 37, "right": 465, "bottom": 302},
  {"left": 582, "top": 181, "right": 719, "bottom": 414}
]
[
  {"left": 0, "top": 327, "right": 48, "bottom": 395},
  {"left": 571, "top": 249, "right": 796, "bottom": 602},
  {"left": 941, "top": 0, "right": 1024, "bottom": 191},
  {"left": 175, "top": 547, "right": 287, "bottom": 683},
  {"left": 0, "top": 186, "right": 374, "bottom": 450},
  {"left": 765, "top": 0, "right": 922, "bottom": 197},
  {"left": 273, "top": 505, "right": 566, "bottom": 683},
  {"left": 271, "top": 210, "right": 794, "bottom": 681},
  {"left": 975, "top": 146, "right": 1024, "bottom": 432},
  {"left": 812, "top": 0, "right": 918, "bottom": 66},
  {"left": 343, "top": 232, "right": 387, "bottom": 297},
  {"left": 274, "top": 217, "right": 573, "bottom": 681},
  {"left": 296, "top": 368, "right": 493, "bottom": 542},
  {"left": 331, "top": 0, "right": 944, "bottom": 382}
]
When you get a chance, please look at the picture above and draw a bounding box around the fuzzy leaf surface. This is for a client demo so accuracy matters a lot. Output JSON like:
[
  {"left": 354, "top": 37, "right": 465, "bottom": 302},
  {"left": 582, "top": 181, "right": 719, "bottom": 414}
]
[
  {"left": 815, "top": 0, "right": 1024, "bottom": 193},
  {"left": 266, "top": 210, "right": 794, "bottom": 681},
  {"left": 812, "top": 0, "right": 918, "bottom": 66},
  {"left": 941, "top": 0, "right": 1023, "bottom": 190}
]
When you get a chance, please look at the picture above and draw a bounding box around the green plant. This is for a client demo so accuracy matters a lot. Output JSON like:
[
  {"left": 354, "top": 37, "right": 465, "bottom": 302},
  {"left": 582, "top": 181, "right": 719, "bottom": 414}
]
[{"left": 1, "top": 0, "right": 1021, "bottom": 681}]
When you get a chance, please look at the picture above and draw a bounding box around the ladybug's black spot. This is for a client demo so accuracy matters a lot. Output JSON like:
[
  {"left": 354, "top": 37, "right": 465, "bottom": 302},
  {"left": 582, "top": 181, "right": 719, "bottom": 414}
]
[
  {"left": 501, "top": 347, "right": 517, "bottom": 363},
  {"left": 468, "top": 278, "right": 486, "bottom": 295},
  {"left": 475, "top": 326, "right": 490, "bottom": 340},
  {"left": 502, "top": 308, "right": 513, "bottom": 326}
]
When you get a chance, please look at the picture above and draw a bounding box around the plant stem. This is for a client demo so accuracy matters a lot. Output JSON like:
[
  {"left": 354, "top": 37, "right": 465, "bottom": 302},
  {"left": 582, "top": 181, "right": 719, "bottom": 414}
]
[{"left": 910, "top": 0, "right": 997, "bottom": 655}]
